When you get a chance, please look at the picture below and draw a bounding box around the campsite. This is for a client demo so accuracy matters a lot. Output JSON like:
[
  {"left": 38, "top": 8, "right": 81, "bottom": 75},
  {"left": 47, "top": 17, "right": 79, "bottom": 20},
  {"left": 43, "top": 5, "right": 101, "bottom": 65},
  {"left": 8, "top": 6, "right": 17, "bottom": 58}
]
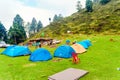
[
  {"left": 0, "top": 34, "right": 120, "bottom": 80},
  {"left": 0, "top": 0, "right": 120, "bottom": 80}
]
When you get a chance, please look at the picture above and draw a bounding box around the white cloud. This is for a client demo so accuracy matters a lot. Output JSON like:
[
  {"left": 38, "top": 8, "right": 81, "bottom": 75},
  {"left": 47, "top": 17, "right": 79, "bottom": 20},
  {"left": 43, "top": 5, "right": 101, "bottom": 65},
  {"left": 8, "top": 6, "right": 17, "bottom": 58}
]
[
  {"left": 0, "top": 0, "right": 86, "bottom": 30},
  {"left": 0, "top": 0, "right": 22, "bottom": 30},
  {"left": 17, "top": 6, "right": 53, "bottom": 27},
  {"left": 36, "top": 0, "right": 86, "bottom": 16}
]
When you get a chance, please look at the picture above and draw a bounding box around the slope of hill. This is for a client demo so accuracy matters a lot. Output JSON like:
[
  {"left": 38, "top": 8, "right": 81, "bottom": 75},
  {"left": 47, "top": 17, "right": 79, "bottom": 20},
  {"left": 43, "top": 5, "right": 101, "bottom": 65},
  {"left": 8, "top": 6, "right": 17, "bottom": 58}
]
[{"left": 31, "top": 0, "right": 120, "bottom": 39}]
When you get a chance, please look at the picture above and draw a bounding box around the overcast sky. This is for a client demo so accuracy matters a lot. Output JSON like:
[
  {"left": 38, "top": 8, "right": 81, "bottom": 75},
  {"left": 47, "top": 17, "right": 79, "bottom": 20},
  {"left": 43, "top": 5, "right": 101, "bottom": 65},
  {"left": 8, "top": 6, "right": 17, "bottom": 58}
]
[{"left": 0, "top": 0, "right": 86, "bottom": 30}]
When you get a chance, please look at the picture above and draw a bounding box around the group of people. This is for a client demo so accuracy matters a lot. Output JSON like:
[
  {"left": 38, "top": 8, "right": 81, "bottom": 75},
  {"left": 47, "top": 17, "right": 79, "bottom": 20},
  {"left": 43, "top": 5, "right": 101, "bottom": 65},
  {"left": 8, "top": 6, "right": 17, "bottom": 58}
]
[
  {"left": 32, "top": 39, "right": 77, "bottom": 48},
  {"left": 32, "top": 40, "right": 53, "bottom": 48},
  {"left": 32, "top": 41, "right": 41, "bottom": 48}
]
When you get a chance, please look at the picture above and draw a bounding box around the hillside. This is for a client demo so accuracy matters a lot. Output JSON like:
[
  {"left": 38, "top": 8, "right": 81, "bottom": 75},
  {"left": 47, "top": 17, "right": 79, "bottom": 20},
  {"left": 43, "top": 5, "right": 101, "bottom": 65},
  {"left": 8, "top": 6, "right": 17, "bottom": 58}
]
[{"left": 31, "top": 0, "right": 120, "bottom": 39}]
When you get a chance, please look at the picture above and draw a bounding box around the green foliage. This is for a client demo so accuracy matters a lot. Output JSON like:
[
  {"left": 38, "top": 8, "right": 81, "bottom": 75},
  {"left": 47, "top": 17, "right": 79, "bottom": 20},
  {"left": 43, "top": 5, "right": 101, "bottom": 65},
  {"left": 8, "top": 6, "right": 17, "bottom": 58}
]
[
  {"left": 13, "top": 14, "right": 23, "bottom": 26},
  {"left": 86, "top": 0, "right": 93, "bottom": 12},
  {"left": 93, "top": 0, "right": 100, "bottom": 3},
  {"left": 30, "top": 17, "right": 37, "bottom": 34},
  {"left": 8, "top": 14, "right": 27, "bottom": 44},
  {"left": 76, "top": 1, "right": 82, "bottom": 12},
  {"left": 53, "top": 14, "right": 63, "bottom": 22},
  {"left": 36, "top": 20, "right": 43, "bottom": 32},
  {"left": 100, "top": 0, "right": 111, "bottom": 5},
  {"left": 53, "top": 14, "right": 58, "bottom": 22},
  {"left": 0, "top": 22, "right": 7, "bottom": 42}
]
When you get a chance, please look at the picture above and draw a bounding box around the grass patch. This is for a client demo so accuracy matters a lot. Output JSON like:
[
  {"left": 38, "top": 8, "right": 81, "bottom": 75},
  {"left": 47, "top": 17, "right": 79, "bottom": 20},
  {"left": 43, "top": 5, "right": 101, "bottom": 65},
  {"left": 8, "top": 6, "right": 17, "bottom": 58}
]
[{"left": 0, "top": 34, "right": 120, "bottom": 80}]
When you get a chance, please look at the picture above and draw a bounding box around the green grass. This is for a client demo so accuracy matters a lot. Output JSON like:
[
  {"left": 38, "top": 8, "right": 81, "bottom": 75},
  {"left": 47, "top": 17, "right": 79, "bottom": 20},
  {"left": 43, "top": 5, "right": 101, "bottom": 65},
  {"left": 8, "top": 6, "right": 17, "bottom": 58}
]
[{"left": 0, "top": 34, "right": 120, "bottom": 80}]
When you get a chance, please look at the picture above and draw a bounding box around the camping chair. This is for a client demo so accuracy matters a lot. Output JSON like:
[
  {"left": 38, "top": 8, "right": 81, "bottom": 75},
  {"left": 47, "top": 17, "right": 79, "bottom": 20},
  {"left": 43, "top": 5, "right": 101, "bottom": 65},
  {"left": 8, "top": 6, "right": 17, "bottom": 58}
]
[{"left": 72, "top": 52, "right": 80, "bottom": 64}]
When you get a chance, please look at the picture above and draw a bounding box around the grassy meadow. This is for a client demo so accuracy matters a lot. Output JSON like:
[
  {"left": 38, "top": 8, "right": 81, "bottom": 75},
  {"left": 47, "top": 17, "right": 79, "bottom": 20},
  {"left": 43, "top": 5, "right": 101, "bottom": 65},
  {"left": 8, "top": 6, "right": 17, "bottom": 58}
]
[{"left": 0, "top": 34, "right": 120, "bottom": 80}]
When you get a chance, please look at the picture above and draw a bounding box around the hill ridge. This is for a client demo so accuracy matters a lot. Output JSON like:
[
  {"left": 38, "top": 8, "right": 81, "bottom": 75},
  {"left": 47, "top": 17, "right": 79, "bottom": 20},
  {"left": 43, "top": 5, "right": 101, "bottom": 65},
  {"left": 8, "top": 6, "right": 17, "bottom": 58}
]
[{"left": 32, "top": 0, "right": 120, "bottom": 39}]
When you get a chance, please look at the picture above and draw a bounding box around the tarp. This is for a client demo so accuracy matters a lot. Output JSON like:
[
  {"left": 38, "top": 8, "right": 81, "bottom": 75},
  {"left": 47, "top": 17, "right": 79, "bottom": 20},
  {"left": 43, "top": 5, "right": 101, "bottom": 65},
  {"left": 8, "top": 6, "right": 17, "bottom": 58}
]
[
  {"left": 54, "top": 45, "right": 75, "bottom": 58},
  {"left": 71, "top": 43, "right": 86, "bottom": 53},
  {"left": 29, "top": 48, "right": 52, "bottom": 62},
  {"left": 77, "top": 40, "right": 91, "bottom": 49},
  {"left": 2, "top": 46, "right": 31, "bottom": 57},
  {"left": 48, "top": 68, "right": 88, "bottom": 80}
]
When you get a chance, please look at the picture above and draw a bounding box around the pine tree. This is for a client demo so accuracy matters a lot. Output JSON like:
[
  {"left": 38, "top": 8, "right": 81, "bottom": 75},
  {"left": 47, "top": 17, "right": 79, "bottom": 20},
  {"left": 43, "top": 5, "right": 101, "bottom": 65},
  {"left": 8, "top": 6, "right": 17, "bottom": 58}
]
[
  {"left": 8, "top": 27, "right": 13, "bottom": 43},
  {"left": 0, "top": 22, "right": 7, "bottom": 42},
  {"left": 8, "top": 14, "right": 26, "bottom": 44},
  {"left": 53, "top": 14, "right": 63, "bottom": 22},
  {"left": 36, "top": 20, "right": 43, "bottom": 32},
  {"left": 58, "top": 14, "right": 63, "bottom": 20},
  {"left": 8, "top": 26, "right": 18, "bottom": 44},
  {"left": 30, "top": 17, "right": 37, "bottom": 34},
  {"left": 86, "top": 0, "right": 93, "bottom": 12},
  {"left": 53, "top": 14, "right": 58, "bottom": 22},
  {"left": 13, "top": 14, "right": 23, "bottom": 26},
  {"left": 76, "top": 1, "right": 82, "bottom": 12},
  {"left": 100, "top": 0, "right": 111, "bottom": 5}
]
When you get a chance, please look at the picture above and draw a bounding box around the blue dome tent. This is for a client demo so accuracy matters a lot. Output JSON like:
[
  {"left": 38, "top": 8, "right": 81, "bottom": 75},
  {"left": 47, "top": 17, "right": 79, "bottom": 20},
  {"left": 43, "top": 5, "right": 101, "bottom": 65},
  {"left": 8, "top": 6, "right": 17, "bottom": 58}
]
[
  {"left": 54, "top": 45, "right": 75, "bottom": 58},
  {"left": 77, "top": 40, "right": 91, "bottom": 49},
  {"left": 84, "top": 40, "right": 92, "bottom": 47},
  {"left": 2, "top": 46, "right": 31, "bottom": 57},
  {"left": 29, "top": 48, "right": 52, "bottom": 62},
  {"left": 1, "top": 45, "right": 16, "bottom": 53},
  {"left": 77, "top": 42, "right": 88, "bottom": 49}
]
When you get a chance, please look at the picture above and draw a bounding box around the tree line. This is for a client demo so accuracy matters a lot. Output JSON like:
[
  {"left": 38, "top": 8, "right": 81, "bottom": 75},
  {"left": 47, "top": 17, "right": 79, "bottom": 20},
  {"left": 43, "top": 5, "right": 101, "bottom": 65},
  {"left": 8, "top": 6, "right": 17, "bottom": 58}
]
[
  {"left": 76, "top": 0, "right": 111, "bottom": 12},
  {"left": 0, "top": 14, "right": 63, "bottom": 44},
  {"left": 0, "top": 14, "right": 43, "bottom": 44}
]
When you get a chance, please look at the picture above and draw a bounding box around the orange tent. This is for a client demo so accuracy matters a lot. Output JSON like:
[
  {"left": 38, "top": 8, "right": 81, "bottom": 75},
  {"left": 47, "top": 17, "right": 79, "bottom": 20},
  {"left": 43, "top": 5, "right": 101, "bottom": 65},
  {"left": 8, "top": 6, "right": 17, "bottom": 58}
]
[{"left": 71, "top": 43, "right": 86, "bottom": 54}]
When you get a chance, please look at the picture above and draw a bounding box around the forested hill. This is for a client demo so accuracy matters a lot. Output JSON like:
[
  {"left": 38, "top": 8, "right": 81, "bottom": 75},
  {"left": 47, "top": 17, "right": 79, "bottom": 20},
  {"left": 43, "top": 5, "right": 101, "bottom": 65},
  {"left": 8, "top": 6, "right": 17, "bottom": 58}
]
[{"left": 33, "top": 0, "right": 120, "bottom": 38}]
